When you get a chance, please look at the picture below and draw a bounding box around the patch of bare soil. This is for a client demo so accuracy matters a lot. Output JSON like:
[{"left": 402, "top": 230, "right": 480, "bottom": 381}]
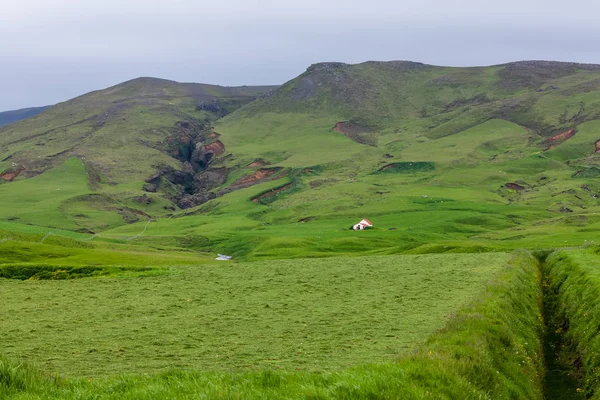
[
  {"left": 251, "top": 183, "right": 294, "bottom": 203},
  {"left": 505, "top": 182, "right": 527, "bottom": 191},
  {"left": 0, "top": 167, "right": 24, "bottom": 181},
  {"left": 595, "top": 140, "right": 600, "bottom": 153},
  {"left": 203, "top": 140, "right": 225, "bottom": 156},
  {"left": 247, "top": 159, "right": 268, "bottom": 167},
  {"left": 544, "top": 128, "right": 576, "bottom": 150},
  {"left": 231, "top": 168, "right": 282, "bottom": 190}
]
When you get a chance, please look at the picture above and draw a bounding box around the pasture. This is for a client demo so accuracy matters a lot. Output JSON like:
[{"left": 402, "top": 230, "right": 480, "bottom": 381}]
[{"left": 0, "top": 253, "right": 507, "bottom": 377}]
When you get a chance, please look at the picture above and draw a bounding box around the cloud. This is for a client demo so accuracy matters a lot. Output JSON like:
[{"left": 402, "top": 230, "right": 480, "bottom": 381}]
[{"left": 0, "top": 0, "right": 599, "bottom": 110}]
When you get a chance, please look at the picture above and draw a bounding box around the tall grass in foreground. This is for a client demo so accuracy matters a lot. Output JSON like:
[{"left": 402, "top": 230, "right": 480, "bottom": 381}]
[
  {"left": 544, "top": 248, "right": 600, "bottom": 398},
  {"left": 1, "top": 252, "right": 544, "bottom": 399}
]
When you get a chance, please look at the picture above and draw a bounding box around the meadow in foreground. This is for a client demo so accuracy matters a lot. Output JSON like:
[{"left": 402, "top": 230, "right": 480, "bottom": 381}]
[
  {"left": 1, "top": 251, "right": 544, "bottom": 399},
  {"left": 0, "top": 253, "right": 507, "bottom": 377}
]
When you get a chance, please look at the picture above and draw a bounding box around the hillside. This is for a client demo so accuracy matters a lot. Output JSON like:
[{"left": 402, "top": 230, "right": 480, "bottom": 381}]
[
  {"left": 0, "top": 78, "right": 276, "bottom": 182},
  {"left": 4, "top": 60, "right": 600, "bottom": 398},
  {"left": 0, "top": 106, "right": 49, "bottom": 127},
  {"left": 2, "top": 61, "right": 600, "bottom": 255}
]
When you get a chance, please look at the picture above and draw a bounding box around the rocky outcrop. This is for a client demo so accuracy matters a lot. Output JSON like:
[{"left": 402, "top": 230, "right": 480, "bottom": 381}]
[{"left": 134, "top": 194, "right": 154, "bottom": 204}]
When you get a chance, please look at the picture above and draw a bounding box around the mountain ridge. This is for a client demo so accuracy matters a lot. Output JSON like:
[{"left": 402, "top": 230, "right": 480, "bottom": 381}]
[
  {"left": 0, "top": 106, "right": 50, "bottom": 127},
  {"left": 1, "top": 59, "right": 600, "bottom": 256}
]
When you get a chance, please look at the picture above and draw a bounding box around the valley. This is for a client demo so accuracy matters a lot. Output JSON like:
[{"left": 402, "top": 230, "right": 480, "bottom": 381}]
[{"left": 2, "top": 60, "right": 600, "bottom": 398}]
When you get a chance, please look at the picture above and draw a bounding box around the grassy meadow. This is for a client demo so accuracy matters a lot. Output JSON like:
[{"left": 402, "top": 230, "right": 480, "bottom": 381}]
[
  {"left": 4, "top": 61, "right": 600, "bottom": 397},
  {"left": 0, "top": 253, "right": 507, "bottom": 377},
  {"left": 2, "top": 252, "right": 546, "bottom": 399}
]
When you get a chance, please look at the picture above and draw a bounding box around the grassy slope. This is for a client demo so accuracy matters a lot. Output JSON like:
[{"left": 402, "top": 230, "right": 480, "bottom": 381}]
[
  {"left": 178, "top": 60, "right": 600, "bottom": 257},
  {"left": 0, "top": 251, "right": 544, "bottom": 399},
  {"left": 2, "top": 61, "right": 600, "bottom": 257},
  {"left": 2, "top": 61, "right": 600, "bottom": 396},
  {"left": 0, "top": 78, "right": 276, "bottom": 183}
]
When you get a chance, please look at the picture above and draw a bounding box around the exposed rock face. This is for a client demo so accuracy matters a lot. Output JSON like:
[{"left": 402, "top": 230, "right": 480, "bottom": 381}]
[
  {"left": 144, "top": 121, "right": 232, "bottom": 209},
  {"left": 178, "top": 193, "right": 217, "bottom": 209},
  {"left": 143, "top": 183, "right": 158, "bottom": 193},
  {"left": 134, "top": 194, "right": 154, "bottom": 204},
  {"left": 203, "top": 140, "right": 225, "bottom": 156}
]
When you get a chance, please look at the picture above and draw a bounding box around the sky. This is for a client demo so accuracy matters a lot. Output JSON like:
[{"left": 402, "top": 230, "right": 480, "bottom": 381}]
[{"left": 1, "top": 0, "right": 599, "bottom": 110}]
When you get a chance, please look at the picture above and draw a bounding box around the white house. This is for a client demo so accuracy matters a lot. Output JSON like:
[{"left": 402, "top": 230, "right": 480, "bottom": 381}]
[{"left": 351, "top": 219, "right": 373, "bottom": 231}]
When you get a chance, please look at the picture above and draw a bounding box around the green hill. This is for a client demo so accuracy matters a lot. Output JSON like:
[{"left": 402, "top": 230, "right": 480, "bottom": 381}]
[
  {"left": 0, "top": 78, "right": 276, "bottom": 182},
  {"left": 4, "top": 60, "right": 600, "bottom": 398},
  {"left": 2, "top": 61, "right": 600, "bottom": 255},
  {"left": 0, "top": 106, "right": 49, "bottom": 127}
]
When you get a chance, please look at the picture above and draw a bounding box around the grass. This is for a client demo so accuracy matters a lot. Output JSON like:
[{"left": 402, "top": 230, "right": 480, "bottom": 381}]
[
  {"left": 3, "top": 60, "right": 600, "bottom": 397},
  {"left": 0, "top": 251, "right": 545, "bottom": 399},
  {"left": 0, "top": 157, "right": 92, "bottom": 229},
  {"left": 0, "top": 253, "right": 508, "bottom": 377},
  {"left": 543, "top": 247, "right": 600, "bottom": 399}
]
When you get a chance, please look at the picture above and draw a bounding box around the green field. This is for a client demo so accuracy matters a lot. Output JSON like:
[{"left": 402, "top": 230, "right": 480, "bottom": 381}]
[
  {"left": 2, "top": 251, "right": 547, "bottom": 399},
  {"left": 3, "top": 60, "right": 600, "bottom": 397},
  {"left": 0, "top": 253, "right": 507, "bottom": 377}
]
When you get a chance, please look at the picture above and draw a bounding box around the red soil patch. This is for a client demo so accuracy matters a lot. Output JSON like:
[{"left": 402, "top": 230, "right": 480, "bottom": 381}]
[
  {"left": 209, "top": 131, "right": 221, "bottom": 139},
  {"left": 251, "top": 183, "right": 294, "bottom": 203},
  {"left": 505, "top": 182, "right": 526, "bottom": 191},
  {"left": 247, "top": 159, "right": 267, "bottom": 167},
  {"left": 232, "top": 169, "right": 279, "bottom": 188},
  {"left": 544, "top": 128, "right": 575, "bottom": 150},
  {"left": 0, "top": 167, "right": 24, "bottom": 181},
  {"left": 203, "top": 140, "right": 225, "bottom": 155},
  {"left": 595, "top": 140, "right": 600, "bottom": 153}
]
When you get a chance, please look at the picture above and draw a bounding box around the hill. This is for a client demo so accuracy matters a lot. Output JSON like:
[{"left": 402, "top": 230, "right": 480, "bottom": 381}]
[
  {"left": 0, "top": 77, "right": 276, "bottom": 182},
  {"left": 3, "top": 61, "right": 600, "bottom": 398},
  {"left": 0, "top": 106, "right": 50, "bottom": 127},
  {"left": 2, "top": 61, "right": 600, "bottom": 255}
]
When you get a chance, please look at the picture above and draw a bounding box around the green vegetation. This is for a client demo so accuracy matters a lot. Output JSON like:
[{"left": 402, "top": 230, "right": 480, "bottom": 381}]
[
  {"left": 3, "top": 60, "right": 600, "bottom": 397},
  {"left": 377, "top": 161, "right": 435, "bottom": 173},
  {"left": 0, "top": 253, "right": 507, "bottom": 377},
  {"left": 1, "top": 252, "right": 545, "bottom": 399},
  {"left": 0, "top": 264, "right": 163, "bottom": 280},
  {"left": 543, "top": 247, "right": 600, "bottom": 398}
]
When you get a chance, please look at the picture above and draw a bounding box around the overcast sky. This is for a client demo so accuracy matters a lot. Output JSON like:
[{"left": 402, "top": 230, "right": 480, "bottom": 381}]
[{"left": 1, "top": 0, "right": 599, "bottom": 110}]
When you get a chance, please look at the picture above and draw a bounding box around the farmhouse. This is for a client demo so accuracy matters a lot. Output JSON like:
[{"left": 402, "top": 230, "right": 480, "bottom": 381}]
[{"left": 351, "top": 218, "right": 373, "bottom": 231}]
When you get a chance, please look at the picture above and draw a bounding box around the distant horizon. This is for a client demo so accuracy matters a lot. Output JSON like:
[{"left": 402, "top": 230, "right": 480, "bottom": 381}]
[{"left": 4, "top": 57, "right": 600, "bottom": 112}]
